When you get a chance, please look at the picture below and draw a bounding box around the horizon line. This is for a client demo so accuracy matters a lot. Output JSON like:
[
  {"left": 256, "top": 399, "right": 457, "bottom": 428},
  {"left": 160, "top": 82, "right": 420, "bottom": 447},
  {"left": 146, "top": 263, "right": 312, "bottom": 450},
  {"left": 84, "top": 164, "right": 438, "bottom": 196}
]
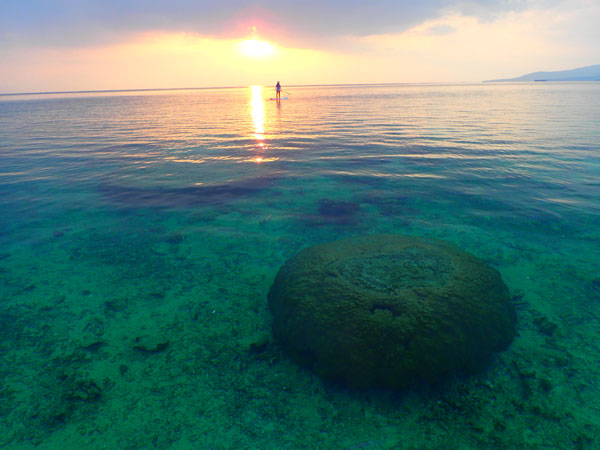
[{"left": 0, "top": 81, "right": 486, "bottom": 97}]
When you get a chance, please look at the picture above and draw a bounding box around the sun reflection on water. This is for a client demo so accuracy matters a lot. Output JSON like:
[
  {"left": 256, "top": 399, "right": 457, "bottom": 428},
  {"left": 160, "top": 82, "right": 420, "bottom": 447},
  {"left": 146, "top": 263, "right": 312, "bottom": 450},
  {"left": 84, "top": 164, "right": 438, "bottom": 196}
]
[
  {"left": 250, "top": 85, "right": 265, "bottom": 143},
  {"left": 248, "top": 85, "right": 275, "bottom": 164}
]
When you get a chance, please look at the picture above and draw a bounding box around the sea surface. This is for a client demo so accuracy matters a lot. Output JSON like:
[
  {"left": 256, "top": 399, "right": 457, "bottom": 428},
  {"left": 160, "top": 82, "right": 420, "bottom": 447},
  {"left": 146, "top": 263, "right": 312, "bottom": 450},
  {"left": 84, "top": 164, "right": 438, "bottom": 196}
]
[{"left": 0, "top": 83, "right": 599, "bottom": 449}]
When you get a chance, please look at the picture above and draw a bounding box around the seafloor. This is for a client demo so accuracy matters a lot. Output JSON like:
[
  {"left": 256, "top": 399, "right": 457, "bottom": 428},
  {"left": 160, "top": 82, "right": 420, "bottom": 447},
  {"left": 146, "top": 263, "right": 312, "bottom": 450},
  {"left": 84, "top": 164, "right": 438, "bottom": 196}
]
[{"left": 1, "top": 195, "right": 598, "bottom": 449}]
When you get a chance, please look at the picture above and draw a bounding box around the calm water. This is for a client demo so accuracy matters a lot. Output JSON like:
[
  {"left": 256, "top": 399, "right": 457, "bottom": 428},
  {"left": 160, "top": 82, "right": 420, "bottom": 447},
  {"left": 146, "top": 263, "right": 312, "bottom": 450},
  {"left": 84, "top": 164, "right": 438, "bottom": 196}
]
[{"left": 1, "top": 84, "right": 599, "bottom": 449}]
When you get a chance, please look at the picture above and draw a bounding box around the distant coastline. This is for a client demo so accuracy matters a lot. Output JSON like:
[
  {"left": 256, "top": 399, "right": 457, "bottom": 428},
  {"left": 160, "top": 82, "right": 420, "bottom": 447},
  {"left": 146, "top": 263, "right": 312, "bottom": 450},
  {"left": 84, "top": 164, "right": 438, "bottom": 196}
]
[{"left": 485, "top": 64, "right": 600, "bottom": 82}]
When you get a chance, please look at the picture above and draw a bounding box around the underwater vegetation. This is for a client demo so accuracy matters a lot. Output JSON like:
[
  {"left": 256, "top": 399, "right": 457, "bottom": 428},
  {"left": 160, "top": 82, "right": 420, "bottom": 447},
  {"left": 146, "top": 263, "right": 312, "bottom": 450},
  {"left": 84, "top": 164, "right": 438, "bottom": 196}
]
[
  {"left": 268, "top": 234, "right": 516, "bottom": 389},
  {"left": 586, "top": 277, "right": 600, "bottom": 301}
]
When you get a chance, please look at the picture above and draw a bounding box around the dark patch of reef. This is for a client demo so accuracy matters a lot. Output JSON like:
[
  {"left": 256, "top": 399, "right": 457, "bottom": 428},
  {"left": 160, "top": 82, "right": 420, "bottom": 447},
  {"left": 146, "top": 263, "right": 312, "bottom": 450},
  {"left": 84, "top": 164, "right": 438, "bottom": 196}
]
[
  {"left": 98, "top": 174, "right": 278, "bottom": 209},
  {"left": 268, "top": 234, "right": 516, "bottom": 390},
  {"left": 295, "top": 198, "right": 362, "bottom": 227}
]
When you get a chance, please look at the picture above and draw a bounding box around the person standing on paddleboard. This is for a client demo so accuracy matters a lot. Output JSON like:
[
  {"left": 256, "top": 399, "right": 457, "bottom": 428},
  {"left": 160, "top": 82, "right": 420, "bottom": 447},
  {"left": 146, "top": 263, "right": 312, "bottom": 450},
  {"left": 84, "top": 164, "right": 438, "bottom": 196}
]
[{"left": 275, "top": 81, "right": 281, "bottom": 99}]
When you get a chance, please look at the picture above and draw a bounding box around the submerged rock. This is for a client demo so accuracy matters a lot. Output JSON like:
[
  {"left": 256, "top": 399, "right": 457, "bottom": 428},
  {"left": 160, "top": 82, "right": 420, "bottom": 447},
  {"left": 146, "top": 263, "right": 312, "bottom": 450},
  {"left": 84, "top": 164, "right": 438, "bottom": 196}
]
[
  {"left": 133, "top": 334, "right": 169, "bottom": 353},
  {"left": 268, "top": 234, "right": 516, "bottom": 389}
]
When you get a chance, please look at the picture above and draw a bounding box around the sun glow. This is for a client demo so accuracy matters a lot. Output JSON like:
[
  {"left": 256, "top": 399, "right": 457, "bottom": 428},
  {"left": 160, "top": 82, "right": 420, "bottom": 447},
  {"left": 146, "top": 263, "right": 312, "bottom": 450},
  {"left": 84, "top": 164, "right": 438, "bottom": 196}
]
[
  {"left": 238, "top": 38, "right": 277, "bottom": 59},
  {"left": 3, "top": 31, "right": 332, "bottom": 92}
]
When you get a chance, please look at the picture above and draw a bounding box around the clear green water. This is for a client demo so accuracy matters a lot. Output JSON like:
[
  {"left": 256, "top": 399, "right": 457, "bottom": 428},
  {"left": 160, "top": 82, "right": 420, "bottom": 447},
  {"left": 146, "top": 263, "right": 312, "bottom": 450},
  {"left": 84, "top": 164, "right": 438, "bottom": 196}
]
[{"left": 0, "top": 83, "right": 599, "bottom": 449}]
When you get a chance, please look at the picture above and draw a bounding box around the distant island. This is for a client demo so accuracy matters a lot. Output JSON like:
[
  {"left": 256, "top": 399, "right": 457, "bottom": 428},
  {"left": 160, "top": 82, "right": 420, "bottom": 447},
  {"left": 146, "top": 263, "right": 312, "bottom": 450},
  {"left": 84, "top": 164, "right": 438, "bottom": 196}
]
[{"left": 485, "top": 64, "right": 600, "bottom": 82}]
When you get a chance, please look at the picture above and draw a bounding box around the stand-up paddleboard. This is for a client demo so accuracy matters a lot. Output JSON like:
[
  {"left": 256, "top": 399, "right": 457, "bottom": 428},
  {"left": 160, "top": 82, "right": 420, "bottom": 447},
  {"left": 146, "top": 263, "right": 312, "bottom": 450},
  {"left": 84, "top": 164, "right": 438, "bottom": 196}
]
[{"left": 269, "top": 97, "right": 288, "bottom": 100}]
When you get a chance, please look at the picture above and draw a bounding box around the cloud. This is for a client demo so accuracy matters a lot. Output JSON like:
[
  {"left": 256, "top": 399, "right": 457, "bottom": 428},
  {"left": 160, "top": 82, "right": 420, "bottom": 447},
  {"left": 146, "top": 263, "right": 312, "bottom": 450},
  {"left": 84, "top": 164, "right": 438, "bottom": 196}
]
[
  {"left": 424, "top": 24, "right": 457, "bottom": 35},
  {"left": 1, "top": 0, "right": 597, "bottom": 92},
  {"left": 0, "top": 0, "right": 558, "bottom": 47},
  {"left": 355, "top": 0, "right": 600, "bottom": 80}
]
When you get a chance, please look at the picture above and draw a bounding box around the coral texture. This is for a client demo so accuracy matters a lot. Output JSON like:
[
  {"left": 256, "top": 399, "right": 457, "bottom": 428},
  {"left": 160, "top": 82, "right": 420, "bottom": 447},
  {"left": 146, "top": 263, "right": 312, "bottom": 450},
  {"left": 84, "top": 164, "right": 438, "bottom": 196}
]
[{"left": 268, "top": 235, "right": 516, "bottom": 389}]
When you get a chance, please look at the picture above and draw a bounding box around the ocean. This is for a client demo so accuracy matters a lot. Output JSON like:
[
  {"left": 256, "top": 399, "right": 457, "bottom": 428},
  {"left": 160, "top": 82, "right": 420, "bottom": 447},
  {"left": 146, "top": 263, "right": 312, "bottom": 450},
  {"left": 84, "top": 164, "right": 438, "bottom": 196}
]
[{"left": 0, "top": 83, "right": 599, "bottom": 449}]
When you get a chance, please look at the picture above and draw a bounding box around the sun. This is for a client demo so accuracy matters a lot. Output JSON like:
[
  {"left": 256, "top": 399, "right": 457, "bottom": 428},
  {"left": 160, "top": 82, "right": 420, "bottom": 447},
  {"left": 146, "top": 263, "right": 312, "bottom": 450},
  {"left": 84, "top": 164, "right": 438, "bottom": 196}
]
[{"left": 238, "top": 38, "right": 276, "bottom": 59}]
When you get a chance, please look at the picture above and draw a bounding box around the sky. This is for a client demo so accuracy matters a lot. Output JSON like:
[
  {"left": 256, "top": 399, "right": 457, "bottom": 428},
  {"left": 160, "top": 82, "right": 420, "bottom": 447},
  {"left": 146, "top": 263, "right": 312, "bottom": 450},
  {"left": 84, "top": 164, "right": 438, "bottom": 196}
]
[{"left": 0, "top": 0, "right": 599, "bottom": 93}]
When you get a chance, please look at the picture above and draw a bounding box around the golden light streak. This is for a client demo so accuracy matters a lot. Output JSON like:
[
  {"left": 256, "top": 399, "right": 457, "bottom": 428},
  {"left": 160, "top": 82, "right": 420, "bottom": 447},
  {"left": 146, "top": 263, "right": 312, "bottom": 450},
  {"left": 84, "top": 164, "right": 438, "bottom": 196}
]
[{"left": 250, "top": 85, "right": 265, "bottom": 142}]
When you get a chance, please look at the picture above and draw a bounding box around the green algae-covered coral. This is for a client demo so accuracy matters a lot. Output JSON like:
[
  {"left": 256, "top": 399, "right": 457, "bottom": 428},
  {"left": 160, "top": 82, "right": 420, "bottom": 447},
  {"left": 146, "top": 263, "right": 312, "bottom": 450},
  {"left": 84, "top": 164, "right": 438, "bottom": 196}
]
[{"left": 268, "top": 235, "right": 516, "bottom": 389}]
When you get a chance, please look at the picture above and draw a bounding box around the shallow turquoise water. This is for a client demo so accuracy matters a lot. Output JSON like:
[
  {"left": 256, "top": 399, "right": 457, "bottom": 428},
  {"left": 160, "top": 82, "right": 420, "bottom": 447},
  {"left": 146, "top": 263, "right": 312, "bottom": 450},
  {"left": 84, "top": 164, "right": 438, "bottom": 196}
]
[{"left": 1, "top": 83, "right": 599, "bottom": 449}]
